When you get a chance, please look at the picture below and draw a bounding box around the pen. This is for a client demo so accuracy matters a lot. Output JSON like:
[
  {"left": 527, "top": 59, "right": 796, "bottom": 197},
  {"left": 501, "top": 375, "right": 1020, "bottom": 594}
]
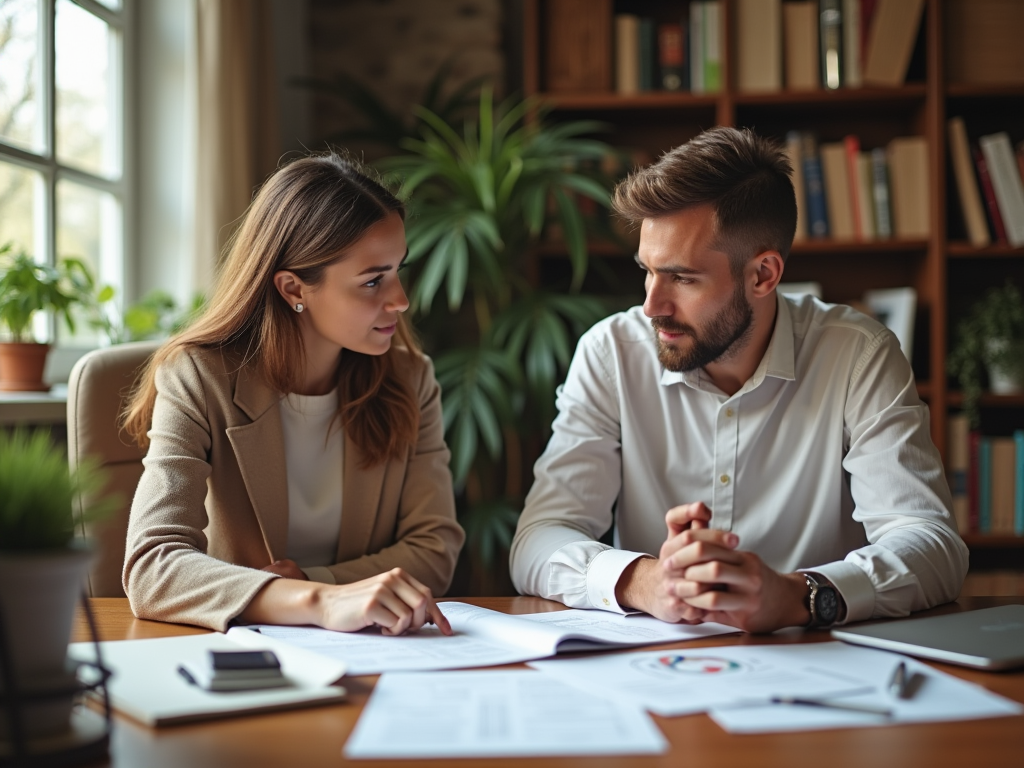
[
  {"left": 770, "top": 696, "right": 893, "bottom": 718},
  {"left": 888, "top": 661, "right": 911, "bottom": 699}
]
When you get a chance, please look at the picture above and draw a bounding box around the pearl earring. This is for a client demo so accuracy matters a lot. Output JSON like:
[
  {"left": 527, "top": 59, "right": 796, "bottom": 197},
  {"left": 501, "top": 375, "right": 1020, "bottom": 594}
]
[{"left": 294, "top": 303, "right": 304, "bottom": 313}]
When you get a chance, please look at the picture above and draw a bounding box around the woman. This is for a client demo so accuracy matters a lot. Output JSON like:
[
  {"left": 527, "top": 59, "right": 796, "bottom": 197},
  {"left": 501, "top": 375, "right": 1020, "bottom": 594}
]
[{"left": 122, "top": 154, "right": 464, "bottom": 635}]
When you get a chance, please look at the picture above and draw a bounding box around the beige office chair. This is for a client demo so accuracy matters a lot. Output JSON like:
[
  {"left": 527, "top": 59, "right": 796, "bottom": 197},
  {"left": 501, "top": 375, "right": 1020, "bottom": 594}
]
[{"left": 67, "top": 341, "right": 161, "bottom": 597}]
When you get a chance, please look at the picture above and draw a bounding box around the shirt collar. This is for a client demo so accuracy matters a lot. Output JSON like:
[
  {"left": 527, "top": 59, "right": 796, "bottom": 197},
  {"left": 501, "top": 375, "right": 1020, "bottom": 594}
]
[{"left": 658, "top": 293, "right": 797, "bottom": 391}]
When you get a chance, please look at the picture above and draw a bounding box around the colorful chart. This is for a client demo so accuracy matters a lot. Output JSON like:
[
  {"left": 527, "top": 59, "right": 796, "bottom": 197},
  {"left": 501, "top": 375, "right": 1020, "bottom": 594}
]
[{"left": 631, "top": 654, "right": 744, "bottom": 678}]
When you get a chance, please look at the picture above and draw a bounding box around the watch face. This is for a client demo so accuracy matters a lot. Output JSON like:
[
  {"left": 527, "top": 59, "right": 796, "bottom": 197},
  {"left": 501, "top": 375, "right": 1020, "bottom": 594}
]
[{"left": 816, "top": 586, "right": 839, "bottom": 624}]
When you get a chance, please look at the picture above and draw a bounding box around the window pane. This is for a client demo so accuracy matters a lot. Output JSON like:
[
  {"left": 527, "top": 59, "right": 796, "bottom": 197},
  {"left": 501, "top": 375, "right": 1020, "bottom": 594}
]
[
  {"left": 0, "top": 160, "right": 45, "bottom": 258},
  {"left": 0, "top": 0, "right": 42, "bottom": 152},
  {"left": 57, "top": 179, "right": 122, "bottom": 343},
  {"left": 55, "top": 0, "right": 120, "bottom": 178}
]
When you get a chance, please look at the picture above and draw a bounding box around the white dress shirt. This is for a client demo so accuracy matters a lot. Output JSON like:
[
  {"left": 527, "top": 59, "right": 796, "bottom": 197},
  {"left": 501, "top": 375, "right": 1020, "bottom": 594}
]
[
  {"left": 279, "top": 389, "right": 343, "bottom": 584},
  {"left": 510, "top": 294, "right": 968, "bottom": 623}
]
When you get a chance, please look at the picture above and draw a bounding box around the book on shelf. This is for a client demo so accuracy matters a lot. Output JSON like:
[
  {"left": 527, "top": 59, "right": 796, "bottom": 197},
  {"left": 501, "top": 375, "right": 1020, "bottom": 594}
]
[
  {"left": 544, "top": 0, "right": 612, "bottom": 93},
  {"left": 820, "top": 141, "right": 855, "bottom": 240},
  {"left": 638, "top": 18, "right": 656, "bottom": 92},
  {"left": 736, "top": 0, "right": 781, "bottom": 93},
  {"left": 785, "top": 131, "right": 808, "bottom": 242},
  {"left": 979, "top": 132, "right": 1024, "bottom": 248},
  {"left": 615, "top": 14, "right": 641, "bottom": 95},
  {"left": 870, "top": 147, "right": 893, "bottom": 239},
  {"left": 702, "top": 1, "right": 723, "bottom": 94},
  {"left": 689, "top": 1, "right": 704, "bottom": 94},
  {"left": 1015, "top": 431, "right": 1024, "bottom": 535},
  {"left": 842, "top": 0, "right": 862, "bottom": 88},
  {"left": 657, "top": 22, "right": 687, "bottom": 91},
  {"left": 862, "top": 0, "right": 925, "bottom": 87},
  {"left": 979, "top": 437, "right": 992, "bottom": 534},
  {"left": 801, "top": 132, "right": 829, "bottom": 238},
  {"left": 853, "top": 151, "right": 876, "bottom": 240},
  {"left": 819, "top": 0, "right": 843, "bottom": 90},
  {"left": 973, "top": 146, "right": 1009, "bottom": 245},
  {"left": 990, "top": 437, "right": 1017, "bottom": 535},
  {"left": 783, "top": 1, "right": 820, "bottom": 90},
  {"left": 947, "top": 117, "right": 992, "bottom": 247},
  {"left": 947, "top": 413, "right": 971, "bottom": 535},
  {"left": 886, "top": 136, "right": 929, "bottom": 239},
  {"left": 969, "top": 429, "right": 981, "bottom": 533}
]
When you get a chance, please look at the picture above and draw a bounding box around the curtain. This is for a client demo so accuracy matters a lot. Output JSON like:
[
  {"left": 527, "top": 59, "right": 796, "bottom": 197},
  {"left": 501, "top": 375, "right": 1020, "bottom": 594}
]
[{"left": 193, "top": 0, "right": 280, "bottom": 294}]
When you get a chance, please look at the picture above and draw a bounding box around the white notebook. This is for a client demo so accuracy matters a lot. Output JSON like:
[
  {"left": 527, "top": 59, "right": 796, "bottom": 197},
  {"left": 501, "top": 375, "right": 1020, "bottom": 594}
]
[{"left": 68, "top": 631, "right": 347, "bottom": 726}]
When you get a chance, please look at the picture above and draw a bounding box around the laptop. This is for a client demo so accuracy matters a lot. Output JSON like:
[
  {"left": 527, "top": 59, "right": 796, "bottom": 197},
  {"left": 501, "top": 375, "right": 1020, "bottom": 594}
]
[{"left": 831, "top": 604, "right": 1024, "bottom": 670}]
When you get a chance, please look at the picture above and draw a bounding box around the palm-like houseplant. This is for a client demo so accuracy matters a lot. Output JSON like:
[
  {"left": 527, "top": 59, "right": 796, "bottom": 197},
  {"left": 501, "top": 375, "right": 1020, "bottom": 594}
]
[{"left": 380, "top": 89, "right": 619, "bottom": 569}]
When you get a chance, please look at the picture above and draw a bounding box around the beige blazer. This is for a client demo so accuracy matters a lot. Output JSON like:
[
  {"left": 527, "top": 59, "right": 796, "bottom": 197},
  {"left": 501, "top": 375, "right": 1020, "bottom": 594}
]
[{"left": 123, "top": 345, "right": 464, "bottom": 631}]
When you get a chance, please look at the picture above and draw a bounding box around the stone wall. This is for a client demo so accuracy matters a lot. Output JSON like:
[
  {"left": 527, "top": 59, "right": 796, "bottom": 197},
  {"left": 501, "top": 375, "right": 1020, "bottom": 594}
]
[{"left": 307, "top": 0, "right": 505, "bottom": 160}]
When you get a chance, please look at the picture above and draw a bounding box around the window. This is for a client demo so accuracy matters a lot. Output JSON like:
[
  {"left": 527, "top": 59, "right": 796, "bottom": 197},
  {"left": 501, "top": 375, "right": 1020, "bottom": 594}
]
[{"left": 0, "top": 0, "right": 128, "bottom": 344}]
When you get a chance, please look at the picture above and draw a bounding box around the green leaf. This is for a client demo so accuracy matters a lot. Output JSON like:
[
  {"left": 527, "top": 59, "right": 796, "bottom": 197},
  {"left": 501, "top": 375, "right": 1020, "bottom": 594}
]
[
  {"left": 552, "top": 187, "right": 588, "bottom": 291},
  {"left": 446, "top": 230, "right": 469, "bottom": 310}
]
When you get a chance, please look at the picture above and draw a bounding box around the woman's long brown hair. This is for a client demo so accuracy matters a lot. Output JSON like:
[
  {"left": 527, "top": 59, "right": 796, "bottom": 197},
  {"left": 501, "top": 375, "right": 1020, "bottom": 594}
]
[{"left": 123, "top": 153, "right": 421, "bottom": 467}]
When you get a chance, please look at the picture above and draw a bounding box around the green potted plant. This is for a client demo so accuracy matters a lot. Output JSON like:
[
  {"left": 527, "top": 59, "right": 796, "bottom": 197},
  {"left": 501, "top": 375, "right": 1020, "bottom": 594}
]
[
  {"left": 0, "top": 243, "right": 90, "bottom": 391},
  {"left": 378, "top": 88, "right": 620, "bottom": 576},
  {"left": 947, "top": 281, "right": 1024, "bottom": 426},
  {"left": 0, "top": 429, "right": 114, "bottom": 744}
]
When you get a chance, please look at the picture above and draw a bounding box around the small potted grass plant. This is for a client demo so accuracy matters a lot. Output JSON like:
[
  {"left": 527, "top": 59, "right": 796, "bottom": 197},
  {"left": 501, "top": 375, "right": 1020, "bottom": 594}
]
[
  {"left": 0, "top": 243, "right": 93, "bottom": 391},
  {"left": 0, "top": 429, "right": 113, "bottom": 744}
]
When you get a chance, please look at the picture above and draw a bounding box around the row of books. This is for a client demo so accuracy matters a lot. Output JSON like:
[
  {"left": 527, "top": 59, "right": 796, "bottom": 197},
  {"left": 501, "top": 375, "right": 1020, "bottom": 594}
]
[
  {"left": 948, "top": 415, "right": 1024, "bottom": 536},
  {"left": 948, "top": 119, "right": 1024, "bottom": 248},
  {"left": 785, "top": 131, "right": 929, "bottom": 243},
  {"left": 736, "top": 0, "right": 924, "bottom": 92},
  {"left": 613, "top": 2, "right": 722, "bottom": 95}
]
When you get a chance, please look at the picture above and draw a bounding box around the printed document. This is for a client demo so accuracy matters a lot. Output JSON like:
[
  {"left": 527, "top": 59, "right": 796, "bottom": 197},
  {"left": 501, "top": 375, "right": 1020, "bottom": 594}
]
[
  {"left": 529, "top": 643, "right": 872, "bottom": 716},
  {"left": 708, "top": 642, "right": 1024, "bottom": 732},
  {"left": 235, "top": 602, "right": 736, "bottom": 675},
  {"left": 343, "top": 669, "right": 668, "bottom": 758}
]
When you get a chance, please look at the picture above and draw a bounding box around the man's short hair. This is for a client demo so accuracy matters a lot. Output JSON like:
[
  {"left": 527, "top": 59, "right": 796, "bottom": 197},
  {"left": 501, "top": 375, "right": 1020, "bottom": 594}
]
[{"left": 612, "top": 127, "right": 798, "bottom": 274}]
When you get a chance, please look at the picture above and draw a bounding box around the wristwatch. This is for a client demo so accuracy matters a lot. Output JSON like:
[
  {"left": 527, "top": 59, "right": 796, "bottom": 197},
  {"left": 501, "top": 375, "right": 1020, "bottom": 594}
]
[{"left": 803, "top": 572, "right": 839, "bottom": 628}]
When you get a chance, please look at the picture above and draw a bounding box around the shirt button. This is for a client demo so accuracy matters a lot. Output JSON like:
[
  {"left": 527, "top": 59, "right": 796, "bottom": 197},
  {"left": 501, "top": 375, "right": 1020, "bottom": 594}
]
[
  {"left": 720, "top": 474, "right": 730, "bottom": 484},
  {"left": 725, "top": 408, "right": 734, "bottom": 417},
  {"left": 602, "top": 598, "right": 610, "bottom": 606}
]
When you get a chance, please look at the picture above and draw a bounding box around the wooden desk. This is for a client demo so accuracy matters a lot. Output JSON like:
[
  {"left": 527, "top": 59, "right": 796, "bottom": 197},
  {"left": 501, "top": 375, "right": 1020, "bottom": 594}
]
[{"left": 73, "top": 597, "right": 1024, "bottom": 768}]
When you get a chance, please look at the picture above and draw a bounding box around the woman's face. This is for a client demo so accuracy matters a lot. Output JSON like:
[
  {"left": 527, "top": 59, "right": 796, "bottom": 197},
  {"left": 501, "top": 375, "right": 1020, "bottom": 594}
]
[{"left": 289, "top": 211, "right": 410, "bottom": 358}]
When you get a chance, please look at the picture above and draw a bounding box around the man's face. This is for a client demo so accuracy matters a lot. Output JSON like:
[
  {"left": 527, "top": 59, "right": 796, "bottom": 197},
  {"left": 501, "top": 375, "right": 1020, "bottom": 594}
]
[{"left": 637, "top": 206, "right": 754, "bottom": 373}]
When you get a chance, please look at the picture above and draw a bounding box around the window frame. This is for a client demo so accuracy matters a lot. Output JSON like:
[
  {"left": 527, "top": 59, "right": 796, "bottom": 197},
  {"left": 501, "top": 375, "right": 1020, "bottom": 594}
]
[{"left": 0, "top": 0, "right": 135, "bottom": 345}]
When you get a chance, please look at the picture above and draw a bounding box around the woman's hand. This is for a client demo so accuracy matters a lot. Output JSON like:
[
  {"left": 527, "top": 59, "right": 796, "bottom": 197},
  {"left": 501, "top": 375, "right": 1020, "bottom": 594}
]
[
  {"left": 316, "top": 568, "right": 452, "bottom": 636},
  {"left": 240, "top": 567, "right": 452, "bottom": 636},
  {"left": 261, "top": 559, "right": 308, "bottom": 580}
]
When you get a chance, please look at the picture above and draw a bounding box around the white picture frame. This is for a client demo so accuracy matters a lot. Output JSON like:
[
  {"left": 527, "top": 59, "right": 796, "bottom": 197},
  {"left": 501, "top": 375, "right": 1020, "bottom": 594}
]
[{"left": 863, "top": 287, "right": 917, "bottom": 362}]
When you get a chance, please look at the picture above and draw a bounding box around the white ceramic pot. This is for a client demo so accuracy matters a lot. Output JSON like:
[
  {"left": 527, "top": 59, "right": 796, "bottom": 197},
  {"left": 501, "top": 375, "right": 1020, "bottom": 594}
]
[
  {"left": 0, "top": 546, "right": 92, "bottom": 741},
  {"left": 986, "top": 338, "right": 1024, "bottom": 394}
]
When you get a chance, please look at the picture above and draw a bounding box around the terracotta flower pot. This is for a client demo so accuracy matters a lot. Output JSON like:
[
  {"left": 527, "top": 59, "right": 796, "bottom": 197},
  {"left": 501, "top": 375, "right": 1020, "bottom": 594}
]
[{"left": 0, "top": 342, "right": 51, "bottom": 392}]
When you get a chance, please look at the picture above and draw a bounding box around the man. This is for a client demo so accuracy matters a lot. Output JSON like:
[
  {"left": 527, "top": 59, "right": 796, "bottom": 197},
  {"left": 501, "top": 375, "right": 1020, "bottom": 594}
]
[{"left": 510, "top": 127, "right": 967, "bottom": 633}]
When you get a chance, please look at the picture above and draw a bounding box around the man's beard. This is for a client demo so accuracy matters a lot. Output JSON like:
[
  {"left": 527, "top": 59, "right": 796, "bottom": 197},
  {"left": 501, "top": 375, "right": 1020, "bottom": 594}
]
[{"left": 652, "top": 281, "right": 754, "bottom": 373}]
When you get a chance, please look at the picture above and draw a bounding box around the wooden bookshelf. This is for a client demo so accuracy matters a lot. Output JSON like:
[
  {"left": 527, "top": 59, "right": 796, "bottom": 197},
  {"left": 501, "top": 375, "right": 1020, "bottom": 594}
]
[{"left": 518, "top": 0, "right": 1024, "bottom": 549}]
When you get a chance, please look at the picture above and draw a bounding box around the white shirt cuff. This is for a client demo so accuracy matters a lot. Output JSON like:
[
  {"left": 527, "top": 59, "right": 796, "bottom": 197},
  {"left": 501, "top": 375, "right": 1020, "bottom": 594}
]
[
  {"left": 301, "top": 566, "right": 336, "bottom": 585},
  {"left": 586, "top": 549, "right": 650, "bottom": 614},
  {"left": 808, "top": 561, "right": 876, "bottom": 623}
]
